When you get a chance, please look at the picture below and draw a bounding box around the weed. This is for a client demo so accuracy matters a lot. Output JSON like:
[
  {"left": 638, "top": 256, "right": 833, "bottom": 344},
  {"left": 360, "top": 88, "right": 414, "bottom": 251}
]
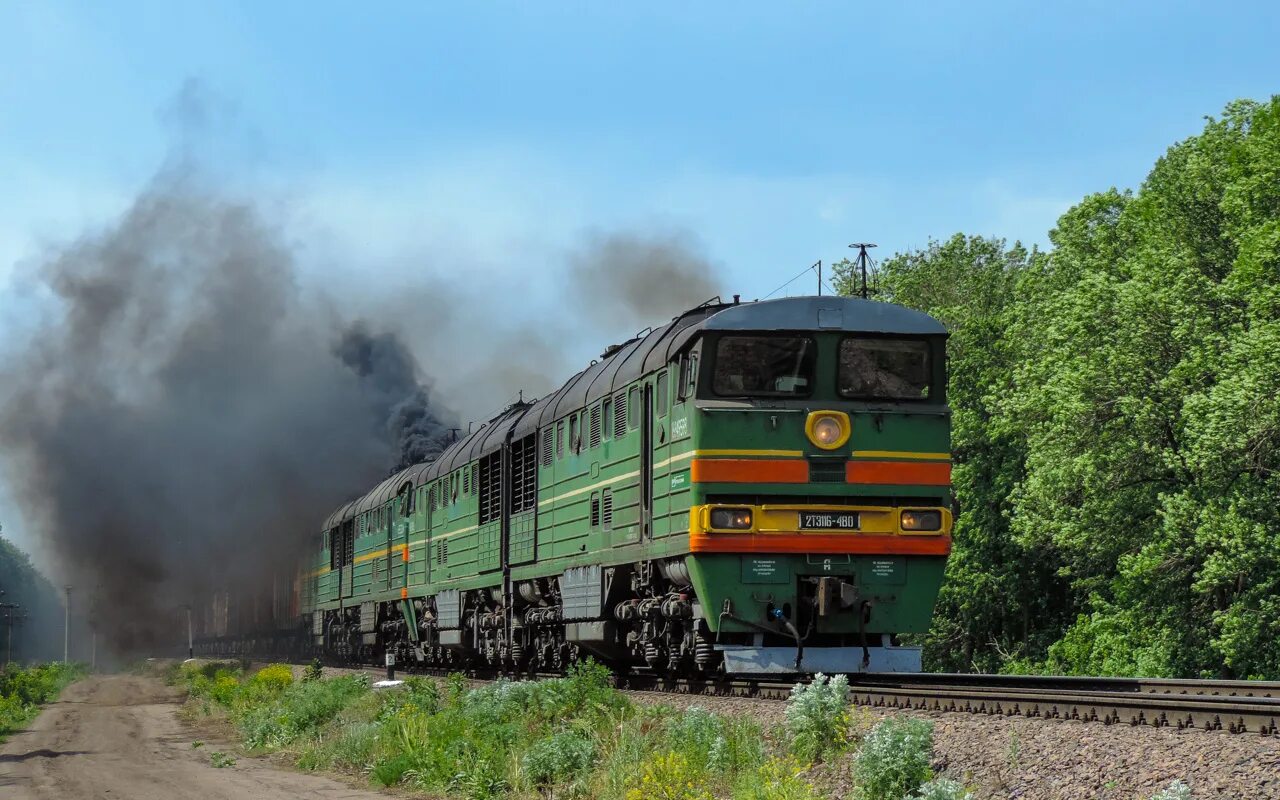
[
  {"left": 249, "top": 664, "right": 294, "bottom": 694},
  {"left": 209, "top": 751, "right": 237, "bottom": 768},
  {"left": 909, "top": 777, "right": 975, "bottom": 800},
  {"left": 665, "top": 706, "right": 723, "bottom": 767},
  {"left": 707, "top": 715, "right": 766, "bottom": 774},
  {"left": 191, "top": 740, "right": 204, "bottom": 749},
  {"left": 784, "top": 673, "right": 853, "bottom": 762},
  {"left": 0, "top": 662, "right": 85, "bottom": 740},
  {"left": 370, "top": 752, "right": 415, "bottom": 787},
  {"left": 852, "top": 717, "right": 935, "bottom": 800},
  {"left": 523, "top": 730, "right": 596, "bottom": 786},
  {"left": 237, "top": 674, "right": 369, "bottom": 749},
  {"left": 1005, "top": 730, "right": 1021, "bottom": 772},
  {"left": 624, "top": 751, "right": 714, "bottom": 800},
  {"left": 1149, "top": 780, "right": 1193, "bottom": 800},
  {"left": 303, "top": 659, "right": 324, "bottom": 683},
  {"left": 732, "top": 756, "right": 819, "bottom": 800}
]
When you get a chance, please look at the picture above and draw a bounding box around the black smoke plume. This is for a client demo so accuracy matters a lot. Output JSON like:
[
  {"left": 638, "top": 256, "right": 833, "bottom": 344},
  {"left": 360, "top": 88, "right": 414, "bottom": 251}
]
[
  {"left": 568, "top": 230, "right": 722, "bottom": 331},
  {"left": 0, "top": 166, "right": 453, "bottom": 654}
]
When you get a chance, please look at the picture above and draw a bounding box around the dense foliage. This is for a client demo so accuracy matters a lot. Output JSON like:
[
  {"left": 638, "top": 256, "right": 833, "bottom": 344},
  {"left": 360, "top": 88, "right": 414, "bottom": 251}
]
[
  {"left": 0, "top": 661, "right": 83, "bottom": 739},
  {"left": 0, "top": 536, "right": 65, "bottom": 662},
  {"left": 833, "top": 96, "right": 1280, "bottom": 679},
  {"left": 178, "top": 662, "right": 957, "bottom": 800}
]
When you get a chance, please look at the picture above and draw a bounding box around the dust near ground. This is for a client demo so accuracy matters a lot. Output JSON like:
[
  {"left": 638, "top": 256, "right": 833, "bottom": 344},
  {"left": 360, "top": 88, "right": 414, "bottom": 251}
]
[{"left": 0, "top": 674, "right": 388, "bottom": 800}]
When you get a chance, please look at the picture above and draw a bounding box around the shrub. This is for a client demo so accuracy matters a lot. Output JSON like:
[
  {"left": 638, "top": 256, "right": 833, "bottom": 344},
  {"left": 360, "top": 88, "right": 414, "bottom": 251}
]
[
  {"left": 732, "top": 756, "right": 820, "bottom": 800},
  {"left": 450, "top": 756, "right": 509, "bottom": 800},
  {"left": 238, "top": 674, "right": 369, "bottom": 749},
  {"left": 707, "top": 715, "right": 766, "bottom": 774},
  {"left": 210, "top": 674, "right": 240, "bottom": 706},
  {"left": 370, "top": 752, "right": 415, "bottom": 787},
  {"left": 909, "top": 777, "right": 974, "bottom": 800},
  {"left": 250, "top": 664, "right": 294, "bottom": 694},
  {"left": 624, "top": 751, "right": 714, "bottom": 800},
  {"left": 1150, "top": 781, "right": 1193, "bottom": 800},
  {"left": 665, "top": 706, "right": 723, "bottom": 767},
  {"left": 784, "top": 673, "right": 853, "bottom": 762},
  {"left": 378, "top": 676, "right": 442, "bottom": 722},
  {"left": 522, "top": 730, "right": 596, "bottom": 786},
  {"left": 302, "top": 659, "right": 324, "bottom": 683},
  {"left": 853, "top": 717, "right": 935, "bottom": 800}
]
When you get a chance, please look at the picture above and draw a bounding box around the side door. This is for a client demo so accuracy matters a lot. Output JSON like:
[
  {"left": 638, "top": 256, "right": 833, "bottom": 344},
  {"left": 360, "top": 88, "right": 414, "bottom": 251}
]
[
  {"left": 649, "top": 367, "right": 673, "bottom": 537},
  {"left": 640, "top": 383, "right": 654, "bottom": 538},
  {"left": 340, "top": 520, "right": 355, "bottom": 602}
]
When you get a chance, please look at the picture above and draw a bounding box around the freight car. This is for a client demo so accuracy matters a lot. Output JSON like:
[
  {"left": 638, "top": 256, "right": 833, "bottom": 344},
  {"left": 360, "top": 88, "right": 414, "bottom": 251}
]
[{"left": 292, "top": 294, "right": 952, "bottom": 676}]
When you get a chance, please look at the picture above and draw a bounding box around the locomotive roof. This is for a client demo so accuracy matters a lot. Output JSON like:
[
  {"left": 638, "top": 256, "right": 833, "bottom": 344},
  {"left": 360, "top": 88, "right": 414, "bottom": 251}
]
[
  {"left": 704, "top": 295, "right": 947, "bottom": 336},
  {"left": 321, "top": 295, "right": 946, "bottom": 528}
]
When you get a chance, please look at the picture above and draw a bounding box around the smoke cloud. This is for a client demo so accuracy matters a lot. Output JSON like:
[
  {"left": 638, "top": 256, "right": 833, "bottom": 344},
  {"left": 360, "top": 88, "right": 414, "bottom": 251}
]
[
  {"left": 568, "top": 230, "right": 722, "bottom": 332},
  {"left": 0, "top": 164, "right": 454, "bottom": 653},
  {"left": 0, "top": 86, "right": 725, "bottom": 658}
]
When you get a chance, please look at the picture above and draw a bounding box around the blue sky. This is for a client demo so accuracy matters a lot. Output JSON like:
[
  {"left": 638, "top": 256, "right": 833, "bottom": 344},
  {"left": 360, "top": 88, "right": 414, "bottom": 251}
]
[{"left": 0, "top": 1, "right": 1277, "bottom": 549}]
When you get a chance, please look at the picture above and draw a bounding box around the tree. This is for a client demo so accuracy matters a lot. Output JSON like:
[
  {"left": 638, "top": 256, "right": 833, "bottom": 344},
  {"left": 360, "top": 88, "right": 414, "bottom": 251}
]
[{"left": 840, "top": 97, "right": 1280, "bottom": 677}]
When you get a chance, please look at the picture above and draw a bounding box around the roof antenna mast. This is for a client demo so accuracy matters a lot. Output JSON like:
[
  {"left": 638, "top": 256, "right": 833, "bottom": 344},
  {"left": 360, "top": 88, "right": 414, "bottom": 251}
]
[{"left": 847, "top": 242, "right": 878, "bottom": 299}]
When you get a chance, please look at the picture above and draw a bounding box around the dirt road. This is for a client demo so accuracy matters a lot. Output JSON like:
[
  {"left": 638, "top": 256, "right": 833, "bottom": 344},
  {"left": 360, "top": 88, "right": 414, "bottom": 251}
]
[{"left": 0, "top": 674, "right": 390, "bottom": 800}]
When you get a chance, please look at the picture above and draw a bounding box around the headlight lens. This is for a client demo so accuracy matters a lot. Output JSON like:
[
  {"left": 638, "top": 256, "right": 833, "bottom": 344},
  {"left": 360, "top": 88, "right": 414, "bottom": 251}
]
[
  {"left": 710, "top": 508, "right": 753, "bottom": 530},
  {"left": 811, "top": 415, "right": 844, "bottom": 446},
  {"left": 900, "top": 509, "right": 942, "bottom": 531}
]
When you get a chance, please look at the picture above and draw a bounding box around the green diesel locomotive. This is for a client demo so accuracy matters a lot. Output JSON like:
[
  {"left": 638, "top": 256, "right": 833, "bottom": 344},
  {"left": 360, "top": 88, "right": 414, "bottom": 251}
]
[{"left": 301, "top": 294, "right": 951, "bottom": 675}]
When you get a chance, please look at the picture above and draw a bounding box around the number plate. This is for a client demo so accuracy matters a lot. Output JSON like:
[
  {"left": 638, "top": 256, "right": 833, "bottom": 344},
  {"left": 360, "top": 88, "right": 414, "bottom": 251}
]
[{"left": 799, "top": 512, "right": 859, "bottom": 530}]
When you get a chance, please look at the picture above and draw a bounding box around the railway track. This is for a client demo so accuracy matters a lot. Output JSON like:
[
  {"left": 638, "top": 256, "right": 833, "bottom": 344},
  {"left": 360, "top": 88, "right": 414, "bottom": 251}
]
[
  {"left": 614, "top": 672, "right": 1280, "bottom": 735},
  {"left": 294, "top": 661, "right": 1280, "bottom": 736}
]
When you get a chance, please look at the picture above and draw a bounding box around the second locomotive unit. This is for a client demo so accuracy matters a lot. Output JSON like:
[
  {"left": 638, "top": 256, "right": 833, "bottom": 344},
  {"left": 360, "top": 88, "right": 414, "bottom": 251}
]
[{"left": 303, "top": 294, "right": 952, "bottom": 675}]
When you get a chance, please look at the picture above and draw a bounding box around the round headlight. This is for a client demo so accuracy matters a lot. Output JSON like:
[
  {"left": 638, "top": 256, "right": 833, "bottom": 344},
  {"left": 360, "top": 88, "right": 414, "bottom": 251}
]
[
  {"left": 901, "top": 510, "right": 942, "bottom": 531},
  {"left": 710, "top": 508, "right": 753, "bottom": 530},
  {"left": 812, "top": 415, "right": 843, "bottom": 445}
]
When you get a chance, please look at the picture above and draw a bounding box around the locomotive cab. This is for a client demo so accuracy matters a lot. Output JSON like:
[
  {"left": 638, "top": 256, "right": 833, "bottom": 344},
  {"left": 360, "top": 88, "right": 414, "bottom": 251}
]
[{"left": 674, "top": 297, "right": 952, "bottom": 673}]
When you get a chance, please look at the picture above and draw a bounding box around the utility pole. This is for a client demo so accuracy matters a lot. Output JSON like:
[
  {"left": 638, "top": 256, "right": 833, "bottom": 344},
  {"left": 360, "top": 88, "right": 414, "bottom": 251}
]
[
  {"left": 64, "top": 585, "right": 72, "bottom": 664},
  {"left": 816, "top": 260, "right": 823, "bottom": 296},
  {"left": 0, "top": 602, "right": 20, "bottom": 667},
  {"left": 847, "top": 242, "right": 878, "bottom": 299}
]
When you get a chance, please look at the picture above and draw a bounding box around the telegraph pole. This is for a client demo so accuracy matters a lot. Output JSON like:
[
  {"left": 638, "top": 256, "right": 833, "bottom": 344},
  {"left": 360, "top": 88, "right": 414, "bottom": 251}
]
[
  {"left": 847, "top": 242, "right": 878, "bottom": 299},
  {"left": 64, "top": 586, "right": 72, "bottom": 664},
  {"left": 0, "top": 602, "right": 20, "bottom": 667}
]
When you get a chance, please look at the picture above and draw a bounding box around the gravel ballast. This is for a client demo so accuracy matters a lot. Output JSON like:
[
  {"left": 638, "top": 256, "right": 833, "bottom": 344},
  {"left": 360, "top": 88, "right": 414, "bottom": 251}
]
[{"left": 621, "top": 688, "right": 1280, "bottom": 799}]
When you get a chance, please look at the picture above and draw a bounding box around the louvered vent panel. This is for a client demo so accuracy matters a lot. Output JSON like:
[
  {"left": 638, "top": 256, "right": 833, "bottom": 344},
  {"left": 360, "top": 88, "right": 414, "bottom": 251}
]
[
  {"left": 589, "top": 406, "right": 602, "bottom": 449},
  {"left": 601, "top": 489, "right": 613, "bottom": 528},
  {"left": 591, "top": 496, "right": 601, "bottom": 527},
  {"left": 540, "top": 428, "right": 553, "bottom": 467},
  {"left": 614, "top": 393, "right": 627, "bottom": 436},
  {"left": 510, "top": 434, "right": 537, "bottom": 513},
  {"left": 479, "top": 451, "right": 502, "bottom": 524}
]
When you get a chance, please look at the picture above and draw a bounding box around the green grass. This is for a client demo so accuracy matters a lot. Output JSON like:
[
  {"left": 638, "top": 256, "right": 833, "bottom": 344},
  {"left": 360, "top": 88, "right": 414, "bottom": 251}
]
[
  {"left": 0, "top": 662, "right": 85, "bottom": 741},
  {"left": 175, "top": 661, "right": 991, "bottom": 800}
]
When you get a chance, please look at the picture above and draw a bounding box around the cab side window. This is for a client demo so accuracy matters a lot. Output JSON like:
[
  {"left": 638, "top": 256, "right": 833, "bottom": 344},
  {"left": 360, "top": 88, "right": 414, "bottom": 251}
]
[{"left": 656, "top": 370, "right": 669, "bottom": 416}]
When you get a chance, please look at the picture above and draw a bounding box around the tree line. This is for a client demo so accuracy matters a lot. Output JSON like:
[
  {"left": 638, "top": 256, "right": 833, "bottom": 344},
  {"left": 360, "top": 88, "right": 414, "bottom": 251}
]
[{"left": 833, "top": 97, "right": 1280, "bottom": 679}]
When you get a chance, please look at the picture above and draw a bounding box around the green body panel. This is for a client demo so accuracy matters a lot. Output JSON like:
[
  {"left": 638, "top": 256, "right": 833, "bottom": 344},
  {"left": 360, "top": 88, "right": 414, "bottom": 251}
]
[{"left": 686, "top": 553, "right": 946, "bottom": 634}]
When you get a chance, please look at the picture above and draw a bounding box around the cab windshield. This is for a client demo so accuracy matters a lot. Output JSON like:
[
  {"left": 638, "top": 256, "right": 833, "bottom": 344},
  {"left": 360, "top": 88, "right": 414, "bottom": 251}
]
[
  {"left": 712, "top": 335, "right": 815, "bottom": 397},
  {"left": 839, "top": 338, "right": 931, "bottom": 399}
]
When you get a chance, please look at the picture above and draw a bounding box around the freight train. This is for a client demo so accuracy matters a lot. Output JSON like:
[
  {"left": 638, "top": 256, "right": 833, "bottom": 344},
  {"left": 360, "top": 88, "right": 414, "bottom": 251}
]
[{"left": 197, "top": 295, "right": 952, "bottom": 675}]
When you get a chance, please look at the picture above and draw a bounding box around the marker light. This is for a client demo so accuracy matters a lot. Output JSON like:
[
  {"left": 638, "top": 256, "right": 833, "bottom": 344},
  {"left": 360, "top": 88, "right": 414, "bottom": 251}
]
[
  {"left": 900, "top": 510, "right": 942, "bottom": 531},
  {"left": 805, "top": 410, "right": 851, "bottom": 450},
  {"left": 710, "top": 508, "right": 753, "bottom": 530}
]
